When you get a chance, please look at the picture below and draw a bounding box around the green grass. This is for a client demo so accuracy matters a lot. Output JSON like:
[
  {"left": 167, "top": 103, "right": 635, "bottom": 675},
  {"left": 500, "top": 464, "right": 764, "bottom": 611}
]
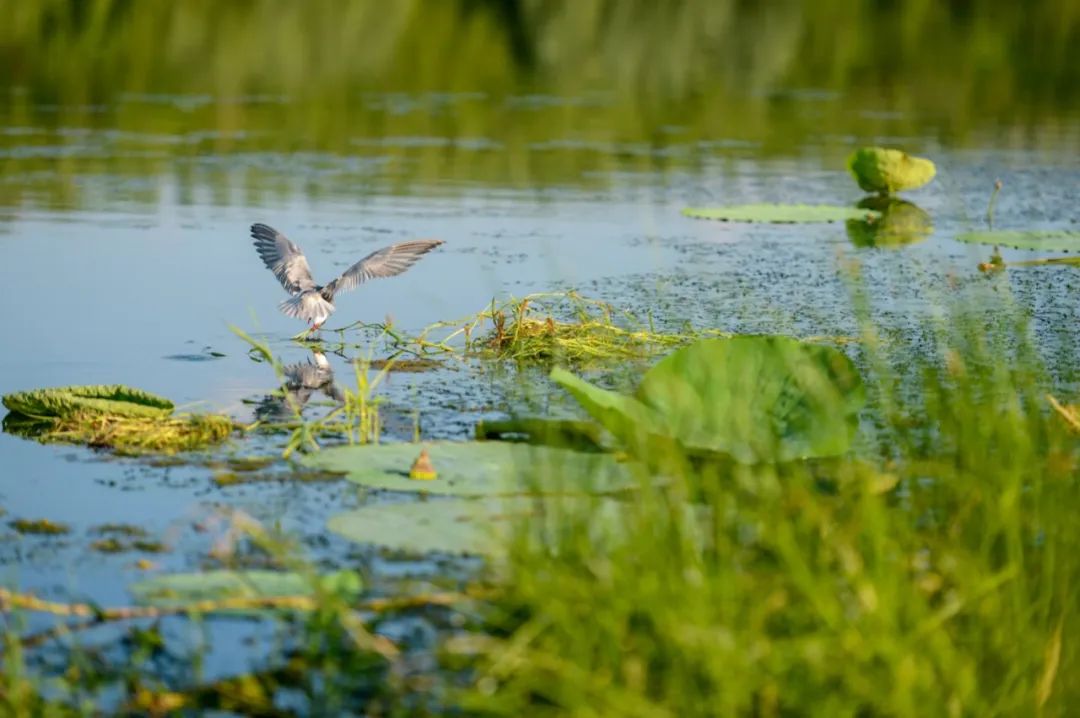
[{"left": 449, "top": 299, "right": 1080, "bottom": 716}]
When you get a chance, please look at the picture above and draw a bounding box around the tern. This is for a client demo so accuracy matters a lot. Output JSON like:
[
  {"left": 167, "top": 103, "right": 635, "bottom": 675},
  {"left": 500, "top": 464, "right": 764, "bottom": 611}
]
[{"left": 251, "top": 223, "right": 443, "bottom": 330}]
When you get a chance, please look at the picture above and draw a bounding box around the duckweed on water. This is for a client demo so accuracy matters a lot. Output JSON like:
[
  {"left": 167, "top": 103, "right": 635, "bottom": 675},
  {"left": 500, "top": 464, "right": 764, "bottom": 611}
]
[
  {"left": 91, "top": 537, "right": 168, "bottom": 554},
  {"left": 92, "top": 523, "right": 148, "bottom": 537}
]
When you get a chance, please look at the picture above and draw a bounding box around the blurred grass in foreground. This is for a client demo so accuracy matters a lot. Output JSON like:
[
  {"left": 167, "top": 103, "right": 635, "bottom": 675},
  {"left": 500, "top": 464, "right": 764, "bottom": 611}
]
[
  {"left": 454, "top": 282, "right": 1080, "bottom": 716},
  {"left": 1, "top": 0, "right": 1078, "bottom": 209}
]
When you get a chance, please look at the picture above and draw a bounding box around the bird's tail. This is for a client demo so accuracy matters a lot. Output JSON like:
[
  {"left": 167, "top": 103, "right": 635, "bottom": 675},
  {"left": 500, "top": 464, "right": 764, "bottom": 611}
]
[{"left": 279, "top": 291, "right": 335, "bottom": 325}]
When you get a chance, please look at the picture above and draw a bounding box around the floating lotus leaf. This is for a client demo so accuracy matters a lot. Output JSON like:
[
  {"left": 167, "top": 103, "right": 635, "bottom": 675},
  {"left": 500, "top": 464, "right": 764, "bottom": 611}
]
[
  {"left": 683, "top": 204, "right": 879, "bottom": 224},
  {"left": 329, "top": 497, "right": 525, "bottom": 556},
  {"left": 955, "top": 230, "right": 1080, "bottom": 252},
  {"left": 846, "top": 197, "right": 933, "bottom": 248},
  {"left": 301, "top": 441, "right": 637, "bottom": 496},
  {"left": 329, "top": 495, "right": 650, "bottom": 556},
  {"left": 2, "top": 385, "right": 173, "bottom": 420},
  {"left": 847, "top": 147, "right": 936, "bottom": 195},
  {"left": 129, "top": 570, "right": 361, "bottom": 611},
  {"left": 552, "top": 336, "right": 865, "bottom": 463}
]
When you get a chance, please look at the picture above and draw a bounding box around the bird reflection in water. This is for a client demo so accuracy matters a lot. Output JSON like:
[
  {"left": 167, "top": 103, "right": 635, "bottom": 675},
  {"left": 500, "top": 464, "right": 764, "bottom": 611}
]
[{"left": 254, "top": 350, "right": 345, "bottom": 422}]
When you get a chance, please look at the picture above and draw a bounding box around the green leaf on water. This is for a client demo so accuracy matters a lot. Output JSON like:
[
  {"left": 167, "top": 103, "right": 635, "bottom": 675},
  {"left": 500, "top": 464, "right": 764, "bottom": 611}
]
[
  {"left": 2, "top": 385, "right": 173, "bottom": 420},
  {"left": 955, "top": 230, "right": 1080, "bottom": 252},
  {"left": 682, "top": 204, "right": 880, "bottom": 224},
  {"left": 329, "top": 497, "right": 520, "bottom": 556},
  {"left": 128, "top": 570, "right": 362, "bottom": 611},
  {"left": 301, "top": 441, "right": 638, "bottom": 496},
  {"left": 847, "top": 147, "right": 936, "bottom": 195},
  {"left": 552, "top": 336, "right": 866, "bottom": 463},
  {"left": 328, "top": 495, "right": 653, "bottom": 556}
]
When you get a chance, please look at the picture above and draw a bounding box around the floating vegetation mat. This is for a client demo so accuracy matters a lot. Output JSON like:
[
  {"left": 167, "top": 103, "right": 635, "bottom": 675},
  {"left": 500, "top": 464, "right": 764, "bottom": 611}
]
[
  {"left": 2, "top": 384, "right": 234, "bottom": 454},
  {"left": 40, "top": 412, "right": 234, "bottom": 455},
  {"left": 476, "top": 293, "right": 728, "bottom": 363},
  {"left": 326, "top": 292, "right": 730, "bottom": 366}
]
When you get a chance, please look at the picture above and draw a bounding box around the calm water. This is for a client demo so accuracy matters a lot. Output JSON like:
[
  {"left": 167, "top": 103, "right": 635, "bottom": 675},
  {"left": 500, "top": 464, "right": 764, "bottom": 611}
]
[{"left": 2, "top": 0, "right": 1079, "bottom": 683}]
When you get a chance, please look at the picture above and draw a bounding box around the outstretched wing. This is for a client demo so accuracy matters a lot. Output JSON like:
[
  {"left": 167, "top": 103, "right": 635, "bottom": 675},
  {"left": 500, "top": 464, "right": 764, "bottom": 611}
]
[
  {"left": 322, "top": 239, "right": 444, "bottom": 300},
  {"left": 251, "top": 223, "right": 317, "bottom": 295}
]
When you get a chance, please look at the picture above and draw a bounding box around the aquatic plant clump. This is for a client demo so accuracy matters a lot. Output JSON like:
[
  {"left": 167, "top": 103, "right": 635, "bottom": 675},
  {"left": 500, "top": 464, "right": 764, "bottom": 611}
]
[
  {"left": 34, "top": 412, "right": 233, "bottom": 455},
  {"left": 2, "top": 384, "right": 233, "bottom": 454},
  {"left": 318, "top": 292, "right": 729, "bottom": 367},
  {"left": 475, "top": 293, "right": 726, "bottom": 364},
  {"left": 847, "top": 147, "right": 936, "bottom": 195}
]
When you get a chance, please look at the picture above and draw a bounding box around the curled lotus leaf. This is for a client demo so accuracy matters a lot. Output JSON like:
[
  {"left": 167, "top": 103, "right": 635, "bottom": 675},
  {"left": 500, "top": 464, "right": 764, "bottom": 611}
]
[
  {"left": 847, "top": 147, "right": 936, "bottom": 195},
  {"left": 2, "top": 385, "right": 173, "bottom": 420}
]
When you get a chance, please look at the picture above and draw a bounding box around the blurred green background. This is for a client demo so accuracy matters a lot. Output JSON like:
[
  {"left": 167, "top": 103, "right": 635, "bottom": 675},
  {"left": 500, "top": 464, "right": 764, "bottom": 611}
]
[{"left": 1, "top": 0, "right": 1077, "bottom": 206}]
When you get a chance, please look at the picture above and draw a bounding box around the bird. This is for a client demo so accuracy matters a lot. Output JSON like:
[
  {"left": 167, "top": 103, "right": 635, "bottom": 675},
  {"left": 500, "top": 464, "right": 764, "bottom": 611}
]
[{"left": 250, "top": 223, "right": 443, "bottom": 331}]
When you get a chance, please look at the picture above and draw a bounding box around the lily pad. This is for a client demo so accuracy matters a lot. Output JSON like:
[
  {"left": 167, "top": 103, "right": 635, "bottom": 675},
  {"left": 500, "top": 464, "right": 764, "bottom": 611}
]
[
  {"left": 846, "top": 197, "right": 933, "bottom": 248},
  {"left": 301, "top": 441, "right": 637, "bottom": 496},
  {"left": 329, "top": 496, "right": 635, "bottom": 556},
  {"left": 129, "top": 570, "right": 362, "bottom": 610},
  {"left": 847, "top": 147, "right": 936, "bottom": 195},
  {"left": 552, "top": 336, "right": 865, "bottom": 463},
  {"left": 682, "top": 204, "right": 879, "bottom": 224},
  {"left": 2, "top": 385, "right": 173, "bottom": 420},
  {"left": 955, "top": 230, "right": 1080, "bottom": 252},
  {"left": 329, "top": 497, "right": 519, "bottom": 556}
]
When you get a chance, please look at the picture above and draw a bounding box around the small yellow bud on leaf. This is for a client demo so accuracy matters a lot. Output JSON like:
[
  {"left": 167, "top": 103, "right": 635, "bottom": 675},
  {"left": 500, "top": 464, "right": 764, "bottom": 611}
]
[{"left": 409, "top": 448, "right": 438, "bottom": 481}]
